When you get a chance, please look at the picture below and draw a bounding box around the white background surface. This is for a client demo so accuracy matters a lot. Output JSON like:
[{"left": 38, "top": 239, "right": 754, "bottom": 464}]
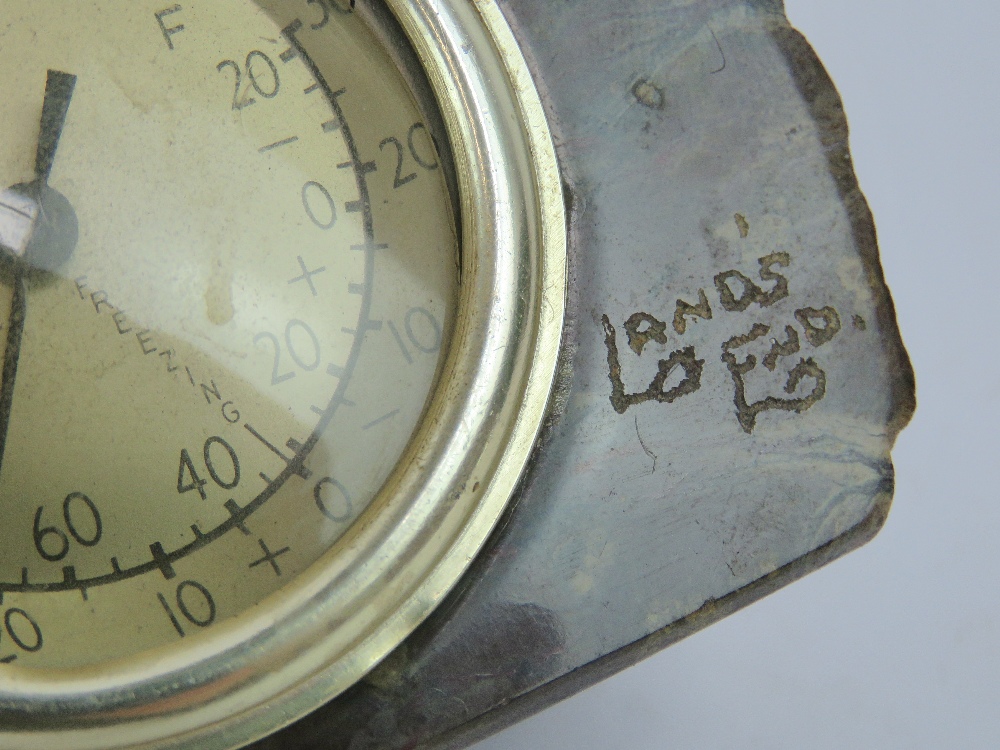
[{"left": 476, "top": 1, "right": 999, "bottom": 748}]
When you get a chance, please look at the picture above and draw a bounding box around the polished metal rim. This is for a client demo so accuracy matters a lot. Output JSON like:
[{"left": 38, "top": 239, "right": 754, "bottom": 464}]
[{"left": 0, "top": 1, "right": 566, "bottom": 748}]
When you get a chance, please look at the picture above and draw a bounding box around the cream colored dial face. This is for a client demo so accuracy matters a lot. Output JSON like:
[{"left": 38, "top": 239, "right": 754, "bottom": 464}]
[{"left": 0, "top": 0, "right": 457, "bottom": 669}]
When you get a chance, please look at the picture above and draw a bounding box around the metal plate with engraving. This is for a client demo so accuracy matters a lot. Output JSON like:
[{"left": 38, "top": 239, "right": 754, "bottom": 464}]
[{"left": 250, "top": 0, "right": 913, "bottom": 748}]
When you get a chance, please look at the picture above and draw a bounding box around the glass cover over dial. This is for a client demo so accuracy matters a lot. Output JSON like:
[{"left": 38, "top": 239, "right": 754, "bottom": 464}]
[{"left": 0, "top": 0, "right": 457, "bottom": 669}]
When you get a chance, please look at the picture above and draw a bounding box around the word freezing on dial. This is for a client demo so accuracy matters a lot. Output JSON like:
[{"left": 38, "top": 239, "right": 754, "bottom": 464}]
[{"left": 73, "top": 276, "right": 242, "bottom": 422}]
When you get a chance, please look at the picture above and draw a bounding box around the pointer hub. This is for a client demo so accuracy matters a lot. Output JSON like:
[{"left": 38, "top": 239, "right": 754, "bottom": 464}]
[{"left": 0, "top": 181, "right": 79, "bottom": 273}]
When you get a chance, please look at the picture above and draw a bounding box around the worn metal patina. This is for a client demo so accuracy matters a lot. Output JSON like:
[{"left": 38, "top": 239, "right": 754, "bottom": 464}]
[{"left": 252, "top": 0, "right": 914, "bottom": 747}]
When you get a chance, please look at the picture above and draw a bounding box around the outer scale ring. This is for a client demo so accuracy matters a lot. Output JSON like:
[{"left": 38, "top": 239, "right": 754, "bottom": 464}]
[{"left": 0, "top": 1, "right": 566, "bottom": 748}]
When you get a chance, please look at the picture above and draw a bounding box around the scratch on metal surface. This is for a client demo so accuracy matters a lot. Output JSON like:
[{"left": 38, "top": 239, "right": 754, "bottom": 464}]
[
  {"left": 634, "top": 415, "right": 657, "bottom": 474},
  {"left": 709, "top": 26, "right": 727, "bottom": 73}
]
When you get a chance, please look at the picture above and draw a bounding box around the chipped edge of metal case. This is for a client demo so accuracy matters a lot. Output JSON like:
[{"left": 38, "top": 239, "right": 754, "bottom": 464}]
[{"left": 427, "top": 17, "right": 916, "bottom": 750}]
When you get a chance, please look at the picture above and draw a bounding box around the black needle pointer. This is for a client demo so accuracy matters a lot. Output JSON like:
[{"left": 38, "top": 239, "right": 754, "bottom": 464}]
[
  {"left": 34, "top": 70, "right": 78, "bottom": 185},
  {"left": 0, "top": 70, "right": 78, "bottom": 476}
]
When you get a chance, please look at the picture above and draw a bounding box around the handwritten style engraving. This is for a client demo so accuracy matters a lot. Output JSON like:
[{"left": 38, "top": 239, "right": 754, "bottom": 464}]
[{"left": 602, "top": 251, "right": 842, "bottom": 432}]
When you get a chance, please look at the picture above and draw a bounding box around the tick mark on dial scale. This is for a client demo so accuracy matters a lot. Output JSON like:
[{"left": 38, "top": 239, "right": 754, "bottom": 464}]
[
  {"left": 362, "top": 409, "right": 399, "bottom": 431},
  {"left": 224, "top": 499, "right": 252, "bottom": 535},
  {"left": 339, "top": 159, "right": 377, "bottom": 176},
  {"left": 244, "top": 423, "right": 312, "bottom": 479},
  {"left": 351, "top": 241, "right": 389, "bottom": 253},
  {"left": 150, "top": 542, "right": 177, "bottom": 580},
  {"left": 258, "top": 135, "right": 299, "bottom": 153},
  {"left": 341, "top": 320, "right": 382, "bottom": 336}
]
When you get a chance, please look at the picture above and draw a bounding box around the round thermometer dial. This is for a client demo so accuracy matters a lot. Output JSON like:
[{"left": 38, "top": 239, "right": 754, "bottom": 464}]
[
  {"left": 0, "top": 1, "right": 565, "bottom": 748},
  {"left": 0, "top": 0, "right": 455, "bottom": 669}
]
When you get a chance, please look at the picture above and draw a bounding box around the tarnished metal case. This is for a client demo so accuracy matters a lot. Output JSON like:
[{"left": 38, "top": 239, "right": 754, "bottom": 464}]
[{"left": 250, "top": 0, "right": 913, "bottom": 747}]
